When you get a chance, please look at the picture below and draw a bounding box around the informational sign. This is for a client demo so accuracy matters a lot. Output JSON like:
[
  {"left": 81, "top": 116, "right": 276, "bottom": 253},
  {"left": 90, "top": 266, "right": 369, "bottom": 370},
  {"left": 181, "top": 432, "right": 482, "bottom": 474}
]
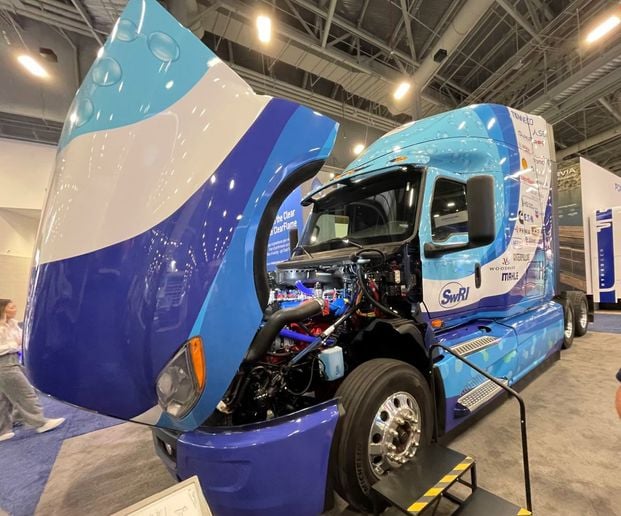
[
  {"left": 112, "top": 476, "right": 212, "bottom": 516},
  {"left": 267, "top": 187, "right": 303, "bottom": 271}
]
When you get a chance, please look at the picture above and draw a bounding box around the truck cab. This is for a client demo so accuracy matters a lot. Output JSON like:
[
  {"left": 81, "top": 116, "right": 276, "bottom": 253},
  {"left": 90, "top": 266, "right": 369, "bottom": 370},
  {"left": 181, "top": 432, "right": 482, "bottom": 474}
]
[{"left": 23, "top": 1, "right": 571, "bottom": 514}]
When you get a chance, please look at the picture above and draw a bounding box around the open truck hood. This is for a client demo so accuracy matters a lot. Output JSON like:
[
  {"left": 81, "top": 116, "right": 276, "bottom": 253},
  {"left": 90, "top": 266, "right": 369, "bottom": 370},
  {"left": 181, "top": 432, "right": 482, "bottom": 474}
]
[{"left": 24, "top": 0, "right": 338, "bottom": 432}]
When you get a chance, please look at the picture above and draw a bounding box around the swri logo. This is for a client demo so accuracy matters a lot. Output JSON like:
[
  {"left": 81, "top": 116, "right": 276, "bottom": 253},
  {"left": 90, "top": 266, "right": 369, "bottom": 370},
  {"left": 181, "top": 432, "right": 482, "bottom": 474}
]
[{"left": 439, "top": 282, "right": 470, "bottom": 308}]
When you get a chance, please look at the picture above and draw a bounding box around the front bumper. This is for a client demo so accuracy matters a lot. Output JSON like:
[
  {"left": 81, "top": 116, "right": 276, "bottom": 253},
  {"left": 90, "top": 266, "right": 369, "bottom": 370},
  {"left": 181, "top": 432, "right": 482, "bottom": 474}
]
[{"left": 152, "top": 400, "right": 340, "bottom": 516}]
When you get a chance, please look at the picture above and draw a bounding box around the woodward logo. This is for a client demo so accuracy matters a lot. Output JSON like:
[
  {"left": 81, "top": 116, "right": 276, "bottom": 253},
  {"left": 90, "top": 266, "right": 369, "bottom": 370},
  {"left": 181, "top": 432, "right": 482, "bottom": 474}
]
[
  {"left": 502, "top": 272, "right": 520, "bottom": 281},
  {"left": 439, "top": 282, "right": 470, "bottom": 308}
]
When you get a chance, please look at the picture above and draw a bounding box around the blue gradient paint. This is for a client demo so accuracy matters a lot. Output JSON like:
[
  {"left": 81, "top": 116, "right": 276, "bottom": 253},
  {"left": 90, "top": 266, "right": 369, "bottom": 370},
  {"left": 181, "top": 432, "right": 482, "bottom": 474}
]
[
  {"left": 59, "top": 0, "right": 217, "bottom": 149},
  {"left": 162, "top": 402, "right": 340, "bottom": 516},
  {"left": 26, "top": 100, "right": 338, "bottom": 429}
]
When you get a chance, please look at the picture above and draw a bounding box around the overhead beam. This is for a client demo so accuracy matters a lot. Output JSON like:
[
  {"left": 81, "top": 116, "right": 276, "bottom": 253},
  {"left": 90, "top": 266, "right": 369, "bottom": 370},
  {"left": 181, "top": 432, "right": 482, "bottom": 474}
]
[
  {"left": 399, "top": 0, "right": 417, "bottom": 63},
  {"left": 320, "top": 0, "right": 337, "bottom": 48},
  {"left": 599, "top": 98, "right": 621, "bottom": 123},
  {"left": 541, "top": 67, "right": 621, "bottom": 124},
  {"left": 289, "top": 0, "right": 418, "bottom": 69},
  {"left": 524, "top": 41, "right": 621, "bottom": 114},
  {"left": 496, "top": 0, "right": 541, "bottom": 43},
  {"left": 357, "top": 0, "right": 370, "bottom": 28},
  {"left": 556, "top": 124, "right": 621, "bottom": 160},
  {"left": 230, "top": 63, "right": 400, "bottom": 132},
  {"left": 0, "top": 0, "right": 96, "bottom": 37},
  {"left": 69, "top": 0, "right": 103, "bottom": 45}
]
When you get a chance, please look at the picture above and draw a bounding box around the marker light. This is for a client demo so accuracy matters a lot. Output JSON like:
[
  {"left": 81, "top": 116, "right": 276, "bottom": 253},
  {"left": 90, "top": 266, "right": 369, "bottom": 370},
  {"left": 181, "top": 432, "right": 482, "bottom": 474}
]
[
  {"left": 353, "top": 143, "right": 365, "bottom": 155},
  {"left": 393, "top": 81, "right": 411, "bottom": 100},
  {"left": 257, "top": 15, "right": 272, "bottom": 43},
  {"left": 586, "top": 15, "right": 620, "bottom": 43},
  {"left": 17, "top": 55, "right": 49, "bottom": 78}
]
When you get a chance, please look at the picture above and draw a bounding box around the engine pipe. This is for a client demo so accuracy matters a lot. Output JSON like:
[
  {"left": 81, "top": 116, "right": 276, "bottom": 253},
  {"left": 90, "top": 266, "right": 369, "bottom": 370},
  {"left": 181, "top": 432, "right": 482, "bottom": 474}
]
[
  {"left": 279, "top": 328, "right": 316, "bottom": 343},
  {"left": 244, "top": 299, "right": 324, "bottom": 364},
  {"left": 289, "top": 305, "right": 357, "bottom": 366},
  {"left": 295, "top": 280, "right": 315, "bottom": 296}
]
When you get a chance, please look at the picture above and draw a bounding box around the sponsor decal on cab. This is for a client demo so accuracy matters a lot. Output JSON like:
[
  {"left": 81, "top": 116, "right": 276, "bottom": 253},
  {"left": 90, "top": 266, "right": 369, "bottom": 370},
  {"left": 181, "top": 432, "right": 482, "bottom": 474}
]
[
  {"left": 501, "top": 271, "right": 520, "bottom": 281},
  {"left": 439, "top": 282, "right": 470, "bottom": 308}
]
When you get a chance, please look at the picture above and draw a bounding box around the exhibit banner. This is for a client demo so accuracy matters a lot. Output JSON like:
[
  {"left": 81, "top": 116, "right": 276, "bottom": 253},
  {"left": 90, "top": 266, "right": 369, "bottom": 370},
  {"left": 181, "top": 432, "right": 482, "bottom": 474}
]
[{"left": 267, "top": 187, "right": 303, "bottom": 271}]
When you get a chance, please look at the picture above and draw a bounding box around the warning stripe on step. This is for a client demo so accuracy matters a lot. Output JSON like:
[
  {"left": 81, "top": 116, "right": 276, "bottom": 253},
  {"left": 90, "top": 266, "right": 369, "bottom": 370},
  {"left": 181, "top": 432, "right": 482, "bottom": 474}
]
[{"left": 407, "top": 456, "right": 475, "bottom": 513}]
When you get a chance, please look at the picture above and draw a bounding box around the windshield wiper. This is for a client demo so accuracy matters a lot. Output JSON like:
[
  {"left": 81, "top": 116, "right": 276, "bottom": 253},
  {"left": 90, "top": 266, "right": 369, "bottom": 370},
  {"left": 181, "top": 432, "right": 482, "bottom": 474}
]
[{"left": 322, "top": 237, "right": 364, "bottom": 249}]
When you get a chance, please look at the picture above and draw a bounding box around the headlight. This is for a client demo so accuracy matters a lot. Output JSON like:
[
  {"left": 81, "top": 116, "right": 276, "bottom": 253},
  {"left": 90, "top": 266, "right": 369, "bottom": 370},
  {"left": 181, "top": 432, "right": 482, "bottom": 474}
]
[{"left": 156, "top": 336, "right": 206, "bottom": 418}]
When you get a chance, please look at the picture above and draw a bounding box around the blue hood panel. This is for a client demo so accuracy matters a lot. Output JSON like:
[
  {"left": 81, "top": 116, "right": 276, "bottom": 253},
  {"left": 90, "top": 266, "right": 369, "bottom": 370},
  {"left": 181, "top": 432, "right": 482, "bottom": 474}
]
[{"left": 24, "top": 0, "right": 338, "bottom": 431}]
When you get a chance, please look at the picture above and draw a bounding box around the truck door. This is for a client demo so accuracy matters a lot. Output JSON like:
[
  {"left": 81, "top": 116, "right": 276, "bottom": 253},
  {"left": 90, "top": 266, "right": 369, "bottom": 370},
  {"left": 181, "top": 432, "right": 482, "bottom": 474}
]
[{"left": 420, "top": 171, "right": 492, "bottom": 325}]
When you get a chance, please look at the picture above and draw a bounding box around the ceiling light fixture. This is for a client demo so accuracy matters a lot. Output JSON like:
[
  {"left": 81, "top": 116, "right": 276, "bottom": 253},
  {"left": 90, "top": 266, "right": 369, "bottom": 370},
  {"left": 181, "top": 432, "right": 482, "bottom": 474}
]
[
  {"left": 17, "top": 55, "right": 49, "bottom": 78},
  {"left": 257, "top": 15, "right": 272, "bottom": 43},
  {"left": 393, "top": 81, "right": 411, "bottom": 100},
  {"left": 586, "top": 15, "right": 620, "bottom": 43},
  {"left": 353, "top": 143, "right": 365, "bottom": 155}
]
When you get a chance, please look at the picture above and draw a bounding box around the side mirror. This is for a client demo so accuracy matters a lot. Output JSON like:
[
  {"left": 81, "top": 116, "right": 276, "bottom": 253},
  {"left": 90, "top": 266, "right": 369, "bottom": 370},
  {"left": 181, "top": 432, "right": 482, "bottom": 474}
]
[
  {"left": 466, "top": 175, "right": 495, "bottom": 246},
  {"left": 424, "top": 175, "right": 495, "bottom": 258}
]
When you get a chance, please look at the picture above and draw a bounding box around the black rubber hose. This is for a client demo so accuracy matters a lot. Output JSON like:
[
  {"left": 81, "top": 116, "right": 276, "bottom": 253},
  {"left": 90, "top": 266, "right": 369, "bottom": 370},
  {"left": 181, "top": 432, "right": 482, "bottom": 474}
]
[
  {"left": 244, "top": 299, "right": 324, "bottom": 364},
  {"left": 356, "top": 265, "right": 400, "bottom": 318}
]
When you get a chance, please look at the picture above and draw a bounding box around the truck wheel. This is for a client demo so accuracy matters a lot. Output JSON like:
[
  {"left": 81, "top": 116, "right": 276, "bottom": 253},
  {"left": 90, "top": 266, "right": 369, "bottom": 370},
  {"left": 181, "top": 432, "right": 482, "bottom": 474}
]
[
  {"left": 332, "top": 359, "right": 432, "bottom": 512},
  {"left": 568, "top": 292, "right": 589, "bottom": 337},
  {"left": 562, "top": 301, "right": 575, "bottom": 349}
]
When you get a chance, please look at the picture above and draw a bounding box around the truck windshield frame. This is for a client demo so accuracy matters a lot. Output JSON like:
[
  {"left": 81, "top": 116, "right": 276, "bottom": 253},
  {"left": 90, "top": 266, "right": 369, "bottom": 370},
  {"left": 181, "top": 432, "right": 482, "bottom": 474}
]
[{"left": 298, "top": 168, "right": 422, "bottom": 253}]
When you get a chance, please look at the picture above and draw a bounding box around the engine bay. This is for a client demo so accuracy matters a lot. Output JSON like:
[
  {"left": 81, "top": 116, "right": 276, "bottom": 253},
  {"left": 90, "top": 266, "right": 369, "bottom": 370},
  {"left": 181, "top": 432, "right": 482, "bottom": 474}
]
[{"left": 214, "top": 246, "right": 424, "bottom": 426}]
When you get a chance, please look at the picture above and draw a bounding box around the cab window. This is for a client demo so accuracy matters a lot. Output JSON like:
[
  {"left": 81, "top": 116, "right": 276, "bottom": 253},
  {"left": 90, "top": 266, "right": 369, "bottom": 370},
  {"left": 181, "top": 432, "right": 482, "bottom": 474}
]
[{"left": 431, "top": 179, "right": 468, "bottom": 241}]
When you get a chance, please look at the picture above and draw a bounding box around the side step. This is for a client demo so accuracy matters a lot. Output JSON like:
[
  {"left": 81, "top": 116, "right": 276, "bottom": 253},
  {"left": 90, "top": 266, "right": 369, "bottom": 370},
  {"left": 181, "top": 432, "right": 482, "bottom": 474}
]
[
  {"left": 454, "top": 378, "right": 509, "bottom": 417},
  {"left": 370, "top": 445, "right": 474, "bottom": 514},
  {"left": 451, "top": 335, "right": 498, "bottom": 357},
  {"left": 453, "top": 488, "right": 531, "bottom": 515}
]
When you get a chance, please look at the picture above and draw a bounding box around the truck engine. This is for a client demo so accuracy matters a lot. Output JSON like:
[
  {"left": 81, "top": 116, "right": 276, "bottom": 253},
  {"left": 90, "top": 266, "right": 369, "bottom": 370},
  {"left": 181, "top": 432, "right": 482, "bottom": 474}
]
[{"left": 218, "top": 246, "right": 422, "bottom": 425}]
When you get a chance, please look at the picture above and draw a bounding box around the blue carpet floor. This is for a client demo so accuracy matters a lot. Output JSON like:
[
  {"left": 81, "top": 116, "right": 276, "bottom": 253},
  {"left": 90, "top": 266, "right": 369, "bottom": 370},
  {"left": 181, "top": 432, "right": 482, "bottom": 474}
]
[
  {"left": 590, "top": 313, "right": 621, "bottom": 334},
  {"left": 0, "top": 396, "right": 119, "bottom": 516}
]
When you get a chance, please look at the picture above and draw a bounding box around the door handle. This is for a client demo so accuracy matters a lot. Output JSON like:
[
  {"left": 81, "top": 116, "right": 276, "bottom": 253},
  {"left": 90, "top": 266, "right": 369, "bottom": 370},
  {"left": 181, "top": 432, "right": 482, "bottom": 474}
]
[{"left": 475, "top": 263, "right": 481, "bottom": 288}]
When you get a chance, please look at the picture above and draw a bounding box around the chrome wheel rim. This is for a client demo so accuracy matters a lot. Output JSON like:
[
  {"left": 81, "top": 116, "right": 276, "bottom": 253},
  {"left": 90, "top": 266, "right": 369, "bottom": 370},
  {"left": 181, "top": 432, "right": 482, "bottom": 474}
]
[
  {"left": 579, "top": 302, "right": 588, "bottom": 328},
  {"left": 368, "top": 391, "right": 421, "bottom": 478},
  {"left": 565, "top": 308, "right": 573, "bottom": 339}
]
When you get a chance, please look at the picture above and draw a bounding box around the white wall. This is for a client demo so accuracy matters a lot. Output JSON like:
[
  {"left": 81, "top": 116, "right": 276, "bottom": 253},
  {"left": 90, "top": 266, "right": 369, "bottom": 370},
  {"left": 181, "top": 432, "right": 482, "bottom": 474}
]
[
  {"left": 580, "top": 157, "right": 621, "bottom": 293},
  {"left": 0, "top": 138, "right": 55, "bottom": 318}
]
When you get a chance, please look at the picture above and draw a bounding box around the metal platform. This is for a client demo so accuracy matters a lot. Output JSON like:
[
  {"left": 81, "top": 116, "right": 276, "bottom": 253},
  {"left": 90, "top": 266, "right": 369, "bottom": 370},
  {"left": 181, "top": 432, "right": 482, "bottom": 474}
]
[{"left": 370, "top": 444, "right": 530, "bottom": 515}]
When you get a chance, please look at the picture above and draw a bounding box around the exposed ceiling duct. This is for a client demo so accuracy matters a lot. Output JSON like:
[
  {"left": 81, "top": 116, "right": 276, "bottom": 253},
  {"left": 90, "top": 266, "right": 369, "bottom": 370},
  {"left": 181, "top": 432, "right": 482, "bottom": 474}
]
[
  {"left": 409, "top": 0, "right": 496, "bottom": 103},
  {"left": 199, "top": 0, "right": 450, "bottom": 116}
]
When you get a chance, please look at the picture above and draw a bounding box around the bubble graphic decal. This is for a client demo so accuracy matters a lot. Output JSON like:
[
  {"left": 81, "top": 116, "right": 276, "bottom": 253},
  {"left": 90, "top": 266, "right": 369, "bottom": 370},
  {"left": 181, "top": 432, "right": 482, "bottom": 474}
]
[
  {"left": 115, "top": 18, "right": 138, "bottom": 42},
  {"left": 74, "top": 98, "right": 94, "bottom": 127},
  {"left": 92, "top": 57, "right": 122, "bottom": 86},
  {"left": 148, "top": 32, "right": 180, "bottom": 62}
]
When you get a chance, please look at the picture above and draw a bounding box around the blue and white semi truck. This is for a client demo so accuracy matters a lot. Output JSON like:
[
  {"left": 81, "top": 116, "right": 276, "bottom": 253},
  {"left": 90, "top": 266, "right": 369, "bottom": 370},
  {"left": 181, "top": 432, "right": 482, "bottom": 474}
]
[{"left": 24, "top": 1, "right": 589, "bottom": 514}]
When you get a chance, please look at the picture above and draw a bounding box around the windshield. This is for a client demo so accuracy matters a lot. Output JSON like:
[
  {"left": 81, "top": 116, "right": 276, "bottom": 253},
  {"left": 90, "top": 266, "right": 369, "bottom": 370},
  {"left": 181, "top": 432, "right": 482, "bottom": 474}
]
[{"left": 298, "top": 169, "right": 421, "bottom": 253}]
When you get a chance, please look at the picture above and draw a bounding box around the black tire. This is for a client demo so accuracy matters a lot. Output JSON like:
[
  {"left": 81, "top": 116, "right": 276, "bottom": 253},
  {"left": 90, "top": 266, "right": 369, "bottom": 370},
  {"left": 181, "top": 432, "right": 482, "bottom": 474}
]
[
  {"left": 568, "top": 291, "right": 589, "bottom": 337},
  {"left": 562, "top": 300, "right": 575, "bottom": 349},
  {"left": 332, "top": 358, "right": 432, "bottom": 512}
]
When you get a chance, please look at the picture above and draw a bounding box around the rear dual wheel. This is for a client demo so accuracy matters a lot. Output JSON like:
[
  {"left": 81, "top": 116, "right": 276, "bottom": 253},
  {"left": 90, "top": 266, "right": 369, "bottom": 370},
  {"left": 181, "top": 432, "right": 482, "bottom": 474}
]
[
  {"left": 568, "top": 291, "right": 589, "bottom": 337},
  {"left": 332, "top": 359, "right": 432, "bottom": 512}
]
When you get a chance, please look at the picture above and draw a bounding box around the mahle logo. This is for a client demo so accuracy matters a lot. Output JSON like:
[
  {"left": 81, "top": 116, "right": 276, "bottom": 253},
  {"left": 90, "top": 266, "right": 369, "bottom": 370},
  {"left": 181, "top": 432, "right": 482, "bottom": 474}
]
[{"left": 439, "top": 282, "right": 470, "bottom": 308}]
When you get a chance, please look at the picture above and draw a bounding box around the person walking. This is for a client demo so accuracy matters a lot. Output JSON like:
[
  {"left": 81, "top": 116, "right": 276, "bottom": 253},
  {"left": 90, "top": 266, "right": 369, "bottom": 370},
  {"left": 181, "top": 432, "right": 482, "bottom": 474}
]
[{"left": 0, "top": 299, "right": 65, "bottom": 441}]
